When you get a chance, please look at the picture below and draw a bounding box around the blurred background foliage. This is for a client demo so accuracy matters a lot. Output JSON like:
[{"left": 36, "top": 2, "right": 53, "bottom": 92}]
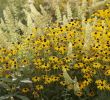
[
  {"left": 0, "top": 0, "right": 70, "bottom": 19},
  {"left": 0, "top": 0, "right": 7, "bottom": 18},
  {"left": 0, "top": 0, "right": 108, "bottom": 20}
]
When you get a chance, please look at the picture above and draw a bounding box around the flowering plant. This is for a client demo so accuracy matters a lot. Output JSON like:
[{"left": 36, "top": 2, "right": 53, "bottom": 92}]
[{"left": 0, "top": 0, "right": 110, "bottom": 100}]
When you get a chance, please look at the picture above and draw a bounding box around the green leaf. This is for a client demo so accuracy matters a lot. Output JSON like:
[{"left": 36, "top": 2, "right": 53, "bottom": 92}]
[
  {"left": 0, "top": 94, "right": 13, "bottom": 100},
  {"left": 15, "top": 95, "right": 30, "bottom": 100},
  {"left": 0, "top": 78, "right": 12, "bottom": 82},
  {"left": 0, "top": 82, "right": 11, "bottom": 90}
]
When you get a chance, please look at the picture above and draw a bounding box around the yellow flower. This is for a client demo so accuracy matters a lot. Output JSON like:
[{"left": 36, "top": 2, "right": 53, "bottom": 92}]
[
  {"left": 32, "top": 28, "right": 37, "bottom": 33},
  {"left": 94, "top": 26, "right": 103, "bottom": 31},
  {"left": 49, "top": 56, "right": 59, "bottom": 62},
  {"left": 35, "top": 85, "right": 44, "bottom": 90},
  {"left": 91, "top": 32, "right": 102, "bottom": 39},
  {"left": 95, "top": 80, "right": 107, "bottom": 90},
  {"left": 102, "top": 65, "right": 110, "bottom": 71},
  {"left": 70, "top": 54, "right": 78, "bottom": 59},
  {"left": 55, "top": 46, "right": 66, "bottom": 54},
  {"left": 92, "top": 62, "right": 102, "bottom": 69},
  {"left": 63, "top": 57, "right": 72, "bottom": 63},
  {"left": 53, "top": 64, "right": 59, "bottom": 69},
  {"left": 97, "top": 84, "right": 106, "bottom": 90},
  {"left": 82, "top": 56, "right": 92, "bottom": 62},
  {"left": 62, "top": 65, "right": 70, "bottom": 71},
  {"left": 78, "top": 82, "right": 85, "bottom": 90},
  {"left": 102, "top": 56, "right": 110, "bottom": 62},
  {"left": 75, "top": 91, "right": 83, "bottom": 97},
  {"left": 104, "top": 69, "right": 110, "bottom": 76},
  {"left": 41, "top": 63, "right": 50, "bottom": 69},
  {"left": 21, "top": 88, "right": 29, "bottom": 93},
  {"left": 3, "top": 64, "right": 11, "bottom": 70},
  {"left": 10, "top": 49, "right": 18, "bottom": 55},
  {"left": 83, "top": 73, "right": 92, "bottom": 78},
  {"left": 44, "top": 77, "right": 53, "bottom": 84},
  {"left": 32, "top": 76, "right": 40, "bottom": 82},
  {"left": 83, "top": 78, "right": 92, "bottom": 86},
  {"left": 96, "top": 80, "right": 105, "bottom": 84},
  {"left": 74, "top": 63, "right": 84, "bottom": 69},
  {"left": 21, "top": 59, "right": 29, "bottom": 65},
  {"left": 66, "top": 31, "right": 74, "bottom": 39},
  {"left": 89, "top": 69, "right": 96, "bottom": 75},
  {"left": 51, "top": 76, "right": 59, "bottom": 82},
  {"left": 33, "top": 58, "right": 43, "bottom": 66},
  {"left": 87, "top": 91, "right": 95, "bottom": 97},
  {"left": 60, "top": 81, "right": 66, "bottom": 86},
  {"left": 0, "top": 56, "right": 5, "bottom": 63},
  {"left": 81, "top": 66, "right": 91, "bottom": 73},
  {"left": 105, "top": 84, "right": 110, "bottom": 91}
]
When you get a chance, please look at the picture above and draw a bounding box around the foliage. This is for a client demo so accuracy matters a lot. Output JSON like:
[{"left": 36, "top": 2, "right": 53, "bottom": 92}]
[{"left": 0, "top": 0, "right": 110, "bottom": 100}]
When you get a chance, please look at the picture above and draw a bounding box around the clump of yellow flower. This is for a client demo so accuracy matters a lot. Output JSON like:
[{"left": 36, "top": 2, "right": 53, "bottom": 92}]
[{"left": 0, "top": 5, "right": 110, "bottom": 99}]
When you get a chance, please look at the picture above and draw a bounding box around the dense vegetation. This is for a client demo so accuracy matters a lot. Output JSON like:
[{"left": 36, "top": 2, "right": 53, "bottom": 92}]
[{"left": 0, "top": 0, "right": 110, "bottom": 100}]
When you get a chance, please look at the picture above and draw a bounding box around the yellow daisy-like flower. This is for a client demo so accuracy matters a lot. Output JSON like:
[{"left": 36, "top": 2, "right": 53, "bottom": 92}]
[
  {"left": 83, "top": 73, "right": 92, "bottom": 78},
  {"left": 81, "top": 66, "right": 91, "bottom": 73},
  {"left": 82, "top": 56, "right": 92, "bottom": 62},
  {"left": 60, "top": 81, "right": 66, "bottom": 86},
  {"left": 95, "top": 80, "right": 107, "bottom": 90},
  {"left": 33, "top": 58, "right": 43, "bottom": 66},
  {"left": 104, "top": 69, "right": 110, "bottom": 76},
  {"left": 102, "top": 56, "right": 110, "bottom": 62},
  {"left": 41, "top": 63, "right": 50, "bottom": 69},
  {"left": 83, "top": 78, "right": 92, "bottom": 87},
  {"left": 51, "top": 76, "right": 59, "bottom": 82},
  {"left": 75, "top": 91, "right": 83, "bottom": 97},
  {"left": 53, "top": 64, "right": 59, "bottom": 69},
  {"left": 105, "top": 84, "right": 110, "bottom": 91},
  {"left": 49, "top": 56, "right": 59, "bottom": 62},
  {"left": 97, "top": 84, "right": 106, "bottom": 90},
  {"left": 62, "top": 65, "right": 70, "bottom": 71},
  {"left": 32, "top": 76, "right": 40, "bottom": 82},
  {"left": 21, "top": 59, "right": 29, "bottom": 65},
  {"left": 87, "top": 91, "right": 95, "bottom": 97},
  {"left": 21, "top": 88, "right": 29, "bottom": 93},
  {"left": 66, "top": 31, "right": 74, "bottom": 39},
  {"left": 44, "top": 77, "right": 53, "bottom": 84},
  {"left": 74, "top": 63, "right": 84, "bottom": 69},
  {"left": 92, "top": 62, "right": 102, "bottom": 69},
  {"left": 63, "top": 57, "right": 72, "bottom": 63},
  {"left": 78, "top": 82, "right": 85, "bottom": 90},
  {"left": 35, "top": 85, "right": 44, "bottom": 90}
]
